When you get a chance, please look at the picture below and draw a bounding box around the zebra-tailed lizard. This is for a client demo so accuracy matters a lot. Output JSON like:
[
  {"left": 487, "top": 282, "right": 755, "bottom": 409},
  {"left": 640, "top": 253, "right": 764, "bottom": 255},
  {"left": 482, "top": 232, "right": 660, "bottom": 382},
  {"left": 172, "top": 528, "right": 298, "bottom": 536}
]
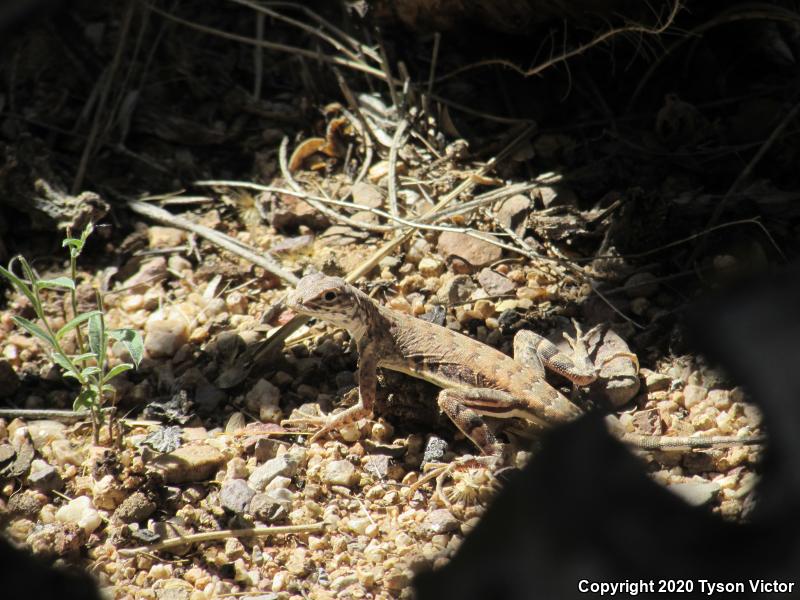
[{"left": 284, "top": 273, "right": 765, "bottom": 461}]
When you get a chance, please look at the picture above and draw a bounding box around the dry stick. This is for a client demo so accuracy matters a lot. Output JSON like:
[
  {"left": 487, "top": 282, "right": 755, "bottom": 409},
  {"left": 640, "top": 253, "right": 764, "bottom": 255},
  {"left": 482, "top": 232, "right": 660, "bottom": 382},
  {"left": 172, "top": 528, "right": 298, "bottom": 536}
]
[
  {"left": 434, "top": 0, "right": 681, "bottom": 84},
  {"left": 72, "top": 0, "right": 136, "bottom": 194},
  {"left": 0, "top": 408, "right": 114, "bottom": 424},
  {"left": 125, "top": 199, "right": 299, "bottom": 286},
  {"left": 346, "top": 123, "right": 537, "bottom": 281},
  {"left": 342, "top": 106, "right": 374, "bottom": 186},
  {"left": 375, "top": 27, "right": 401, "bottom": 113},
  {"left": 262, "top": 1, "right": 381, "bottom": 62},
  {"left": 689, "top": 97, "right": 800, "bottom": 263},
  {"left": 149, "top": 4, "right": 387, "bottom": 81},
  {"left": 387, "top": 119, "right": 409, "bottom": 217},
  {"left": 278, "top": 138, "right": 393, "bottom": 233},
  {"left": 194, "top": 180, "right": 576, "bottom": 270},
  {"left": 426, "top": 32, "right": 441, "bottom": 99},
  {"left": 335, "top": 69, "right": 382, "bottom": 152},
  {"left": 228, "top": 0, "right": 380, "bottom": 65},
  {"left": 117, "top": 522, "right": 325, "bottom": 557}
]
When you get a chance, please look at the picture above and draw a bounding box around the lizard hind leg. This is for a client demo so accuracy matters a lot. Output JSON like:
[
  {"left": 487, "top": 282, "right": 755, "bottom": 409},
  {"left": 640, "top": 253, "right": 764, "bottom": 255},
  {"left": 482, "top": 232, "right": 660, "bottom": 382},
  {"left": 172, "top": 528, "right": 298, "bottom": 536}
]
[
  {"left": 436, "top": 389, "right": 505, "bottom": 457},
  {"left": 514, "top": 327, "right": 597, "bottom": 387}
]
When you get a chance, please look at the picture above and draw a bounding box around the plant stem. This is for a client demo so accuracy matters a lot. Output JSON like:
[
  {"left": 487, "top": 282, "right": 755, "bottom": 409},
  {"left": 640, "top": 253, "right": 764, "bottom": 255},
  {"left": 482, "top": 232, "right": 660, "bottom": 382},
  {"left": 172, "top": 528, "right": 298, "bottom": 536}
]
[{"left": 69, "top": 248, "right": 87, "bottom": 359}]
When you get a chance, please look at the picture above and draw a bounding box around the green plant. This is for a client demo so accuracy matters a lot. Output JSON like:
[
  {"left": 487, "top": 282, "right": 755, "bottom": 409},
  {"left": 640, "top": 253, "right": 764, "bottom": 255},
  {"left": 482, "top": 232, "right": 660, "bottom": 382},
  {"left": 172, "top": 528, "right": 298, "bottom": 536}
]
[{"left": 0, "top": 223, "right": 143, "bottom": 444}]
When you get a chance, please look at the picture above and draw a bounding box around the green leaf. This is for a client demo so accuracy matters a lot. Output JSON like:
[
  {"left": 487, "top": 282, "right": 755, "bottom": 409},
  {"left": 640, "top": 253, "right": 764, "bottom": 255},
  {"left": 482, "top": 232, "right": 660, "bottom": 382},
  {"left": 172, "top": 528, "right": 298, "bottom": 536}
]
[
  {"left": 109, "top": 328, "right": 144, "bottom": 368},
  {"left": 62, "top": 223, "right": 94, "bottom": 257},
  {"left": 80, "top": 366, "right": 102, "bottom": 378},
  {"left": 80, "top": 222, "right": 94, "bottom": 244},
  {"left": 88, "top": 313, "right": 105, "bottom": 360},
  {"left": 11, "top": 316, "right": 55, "bottom": 346},
  {"left": 0, "top": 263, "right": 37, "bottom": 308},
  {"left": 51, "top": 352, "right": 81, "bottom": 380},
  {"left": 18, "top": 257, "right": 37, "bottom": 289},
  {"left": 36, "top": 277, "right": 75, "bottom": 291},
  {"left": 56, "top": 310, "right": 103, "bottom": 341},
  {"left": 105, "top": 363, "right": 133, "bottom": 380},
  {"left": 101, "top": 384, "right": 116, "bottom": 393},
  {"left": 73, "top": 389, "right": 97, "bottom": 412},
  {"left": 72, "top": 351, "right": 97, "bottom": 361}
]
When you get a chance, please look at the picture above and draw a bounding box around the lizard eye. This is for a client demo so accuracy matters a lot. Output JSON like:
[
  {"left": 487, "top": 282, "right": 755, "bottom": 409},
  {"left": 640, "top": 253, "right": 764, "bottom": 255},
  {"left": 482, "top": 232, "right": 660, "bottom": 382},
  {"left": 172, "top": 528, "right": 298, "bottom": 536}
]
[{"left": 323, "top": 291, "right": 337, "bottom": 301}]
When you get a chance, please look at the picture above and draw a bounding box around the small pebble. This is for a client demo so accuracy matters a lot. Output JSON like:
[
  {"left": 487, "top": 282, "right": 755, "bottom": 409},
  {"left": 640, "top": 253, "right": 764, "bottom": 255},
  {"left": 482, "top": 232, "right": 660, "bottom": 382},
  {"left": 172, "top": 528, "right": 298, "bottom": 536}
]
[
  {"left": 114, "top": 491, "right": 157, "bottom": 523},
  {"left": 423, "top": 509, "right": 459, "bottom": 535},
  {"left": 249, "top": 455, "right": 300, "bottom": 491},
  {"left": 324, "top": 460, "right": 356, "bottom": 487},
  {"left": 220, "top": 479, "right": 256, "bottom": 514},
  {"left": 144, "top": 319, "right": 189, "bottom": 358},
  {"left": 55, "top": 496, "right": 102, "bottom": 534}
]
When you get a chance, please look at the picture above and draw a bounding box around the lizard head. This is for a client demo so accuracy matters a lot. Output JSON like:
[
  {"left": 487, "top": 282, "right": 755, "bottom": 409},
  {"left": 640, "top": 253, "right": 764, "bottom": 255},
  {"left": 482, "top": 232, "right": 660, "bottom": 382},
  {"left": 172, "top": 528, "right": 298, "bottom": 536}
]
[{"left": 286, "top": 273, "right": 365, "bottom": 331}]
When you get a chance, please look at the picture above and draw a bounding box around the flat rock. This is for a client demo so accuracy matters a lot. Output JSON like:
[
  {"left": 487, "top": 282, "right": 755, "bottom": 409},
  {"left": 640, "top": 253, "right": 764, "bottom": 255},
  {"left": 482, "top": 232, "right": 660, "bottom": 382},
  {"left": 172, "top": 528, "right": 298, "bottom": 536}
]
[
  {"left": 437, "top": 231, "right": 502, "bottom": 269},
  {"left": 220, "top": 478, "right": 256, "bottom": 514},
  {"left": 477, "top": 268, "right": 516, "bottom": 296},
  {"left": 150, "top": 444, "right": 225, "bottom": 484}
]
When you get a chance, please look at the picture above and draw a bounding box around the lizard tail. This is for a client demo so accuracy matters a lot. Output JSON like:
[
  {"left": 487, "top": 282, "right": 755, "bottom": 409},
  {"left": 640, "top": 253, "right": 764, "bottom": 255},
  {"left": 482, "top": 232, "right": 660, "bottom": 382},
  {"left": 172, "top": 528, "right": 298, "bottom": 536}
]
[{"left": 604, "top": 415, "right": 766, "bottom": 449}]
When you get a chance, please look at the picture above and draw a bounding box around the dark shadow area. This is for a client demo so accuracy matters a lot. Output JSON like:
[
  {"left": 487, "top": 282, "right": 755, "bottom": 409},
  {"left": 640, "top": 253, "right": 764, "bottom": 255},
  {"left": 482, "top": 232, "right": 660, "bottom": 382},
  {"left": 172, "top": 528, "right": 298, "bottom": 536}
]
[{"left": 415, "top": 267, "right": 800, "bottom": 599}]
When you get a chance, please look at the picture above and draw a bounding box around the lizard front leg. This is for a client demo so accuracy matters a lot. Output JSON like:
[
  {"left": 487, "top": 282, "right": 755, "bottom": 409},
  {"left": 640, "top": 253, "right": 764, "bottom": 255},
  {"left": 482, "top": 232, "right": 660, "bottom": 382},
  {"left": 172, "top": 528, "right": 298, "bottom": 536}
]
[{"left": 284, "top": 340, "right": 377, "bottom": 443}]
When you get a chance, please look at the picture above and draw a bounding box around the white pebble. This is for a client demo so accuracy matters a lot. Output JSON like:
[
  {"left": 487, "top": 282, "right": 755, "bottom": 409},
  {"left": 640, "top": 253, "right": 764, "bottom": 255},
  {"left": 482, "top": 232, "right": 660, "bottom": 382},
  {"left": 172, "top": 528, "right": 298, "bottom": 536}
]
[{"left": 55, "top": 496, "right": 102, "bottom": 534}]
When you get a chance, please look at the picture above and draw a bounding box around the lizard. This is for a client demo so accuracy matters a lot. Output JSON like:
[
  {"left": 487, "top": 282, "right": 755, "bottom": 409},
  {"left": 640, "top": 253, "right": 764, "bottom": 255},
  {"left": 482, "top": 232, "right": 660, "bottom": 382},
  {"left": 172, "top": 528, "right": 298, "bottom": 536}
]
[{"left": 284, "top": 272, "right": 765, "bottom": 458}]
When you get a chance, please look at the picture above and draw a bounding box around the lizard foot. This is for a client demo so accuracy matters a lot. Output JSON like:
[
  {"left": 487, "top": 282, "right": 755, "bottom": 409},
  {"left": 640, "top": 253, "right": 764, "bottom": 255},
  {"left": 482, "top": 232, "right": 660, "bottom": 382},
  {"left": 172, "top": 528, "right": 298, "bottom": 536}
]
[
  {"left": 281, "top": 403, "right": 372, "bottom": 444},
  {"left": 408, "top": 455, "right": 501, "bottom": 508}
]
